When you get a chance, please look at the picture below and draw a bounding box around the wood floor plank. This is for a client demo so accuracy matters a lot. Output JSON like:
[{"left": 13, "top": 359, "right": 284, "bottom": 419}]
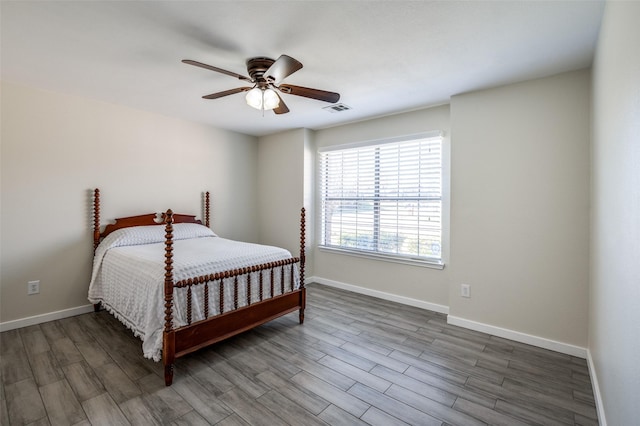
[
  {"left": 82, "top": 392, "right": 130, "bottom": 426},
  {"left": 4, "top": 379, "right": 47, "bottom": 425},
  {"left": 1, "top": 350, "right": 34, "bottom": 385},
  {"left": 171, "top": 410, "right": 210, "bottom": 426},
  {"left": 453, "top": 397, "right": 530, "bottom": 426},
  {"left": 348, "top": 382, "right": 442, "bottom": 426},
  {"left": 256, "top": 370, "right": 330, "bottom": 415},
  {"left": 215, "top": 413, "right": 252, "bottom": 426},
  {"left": 360, "top": 406, "right": 414, "bottom": 426},
  {"left": 29, "top": 351, "right": 65, "bottom": 387},
  {"left": 140, "top": 386, "right": 193, "bottom": 425},
  {"left": 62, "top": 361, "right": 106, "bottom": 402},
  {"left": 118, "top": 396, "right": 161, "bottom": 426},
  {"left": 0, "top": 396, "right": 9, "bottom": 426},
  {"left": 494, "top": 398, "right": 570, "bottom": 426},
  {"left": 211, "top": 360, "right": 270, "bottom": 399},
  {"left": 76, "top": 340, "right": 112, "bottom": 369},
  {"left": 369, "top": 364, "right": 457, "bottom": 406},
  {"left": 400, "top": 365, "right": 497, "bottom": 409},
  {"left": 317, "top": 354, "right": 392, "bottom": 393},
  {"left": 257, "top": 389, "right": 329, "bottom": 426},
  {"left": 289, "top": 353, "right": 356, "bottom": 391},
  {"left": 384, "top": 384, "right": 486, "bottom": 426},
  {"left": 20, "top": 327, "right": 51, "bottom": 356},
  {"left": 290, "top": 371, "right": 370, "bottom": 417},
  {"left": 39, "top": 379, "right": 86, "bottom": 426},
  {"left": 319, "top": 404, "right": 370, "bottom": 426},
  {"left": 171, "top": 375, "right": 231, "bottom": 424},
  {"left": 218, "top": 388, "right": 290, "bottom": 426},
  {"left": 50, "top": 337, "right": 84, "bottom": 367},
  {"left": 94, "top": 362, "right": 141, "bottom": 404}
]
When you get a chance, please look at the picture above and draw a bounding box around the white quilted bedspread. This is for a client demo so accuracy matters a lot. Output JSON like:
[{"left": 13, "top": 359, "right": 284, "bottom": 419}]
[{"left": 88, "top": 223, "right": 298, "bottom": 361}]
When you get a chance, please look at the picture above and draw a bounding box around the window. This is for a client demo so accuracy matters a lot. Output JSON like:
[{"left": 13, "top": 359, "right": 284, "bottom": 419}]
[{"left": 319, "top": 132, "right": 443, "bottom": 266}]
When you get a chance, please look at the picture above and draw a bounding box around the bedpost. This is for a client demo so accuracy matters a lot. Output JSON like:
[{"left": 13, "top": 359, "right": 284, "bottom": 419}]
[
  {"left": 93, "top": 189, "right": 101, "bottom": 251},
  {"left": 299, "top": 207, "right": 306, "bottom": 324},
  {"left": 205, "top": 191, "right": 210, "bottom": 228},
  {"left": 92, "top": 189, "right": 102, "bottom": 313},
  {"left": 300, "top": 207, "right": 306, "bottom": 287},
  {"left": 163, "top": 209, "right": 176, "bottom": 386}
]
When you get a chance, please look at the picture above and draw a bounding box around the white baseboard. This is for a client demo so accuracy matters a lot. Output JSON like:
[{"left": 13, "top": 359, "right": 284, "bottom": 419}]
[
  {"left": 586, "top": 349, "right": 607, "bottom": 426},
  {"left": 447, "top": 315, "right": 587, "bottom": 358},
  {"left": 308, "top": 276, "right": 587, "bottom": 359},
  {"left": 0, "top": 304, "right": 95, "bottom": 332},
  {"left": 308, "top": 276, "right": 449, "bottom": 314}
]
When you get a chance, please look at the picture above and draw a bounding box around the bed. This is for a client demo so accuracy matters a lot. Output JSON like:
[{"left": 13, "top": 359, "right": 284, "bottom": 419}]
[{"left": 88, "top": 189, "right": 306, "bottom": 386}]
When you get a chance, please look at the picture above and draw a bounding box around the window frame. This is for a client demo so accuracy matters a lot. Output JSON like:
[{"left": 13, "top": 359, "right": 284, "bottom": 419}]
[{"left": 318, "top": 131, "right": 445, "bottom": 269}]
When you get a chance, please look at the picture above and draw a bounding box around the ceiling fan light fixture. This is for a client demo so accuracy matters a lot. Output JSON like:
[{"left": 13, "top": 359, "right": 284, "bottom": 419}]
[
  {"left": 262, "top": 88, "right": 280, "bottom": 110},
  {"left": 245, "top": 87, "right": 280, "bottom": 111},
  {"left": 245, "top": 87, "right": 263, "bottom": 109}
]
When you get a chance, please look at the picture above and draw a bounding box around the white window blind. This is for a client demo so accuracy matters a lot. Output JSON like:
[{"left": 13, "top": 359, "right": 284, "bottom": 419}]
[{"left": 320, "top": 133, "right": 443, "bottom": 263}]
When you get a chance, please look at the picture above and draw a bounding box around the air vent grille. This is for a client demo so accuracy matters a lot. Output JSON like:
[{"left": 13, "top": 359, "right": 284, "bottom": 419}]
[{"left": 323, "top": 103, "right": 352, "bottom": 113}]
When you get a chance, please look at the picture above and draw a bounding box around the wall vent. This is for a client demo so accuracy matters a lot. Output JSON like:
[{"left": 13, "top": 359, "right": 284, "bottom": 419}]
[{"left": 323, "top": 103, "right": 352, "bottom": 113}]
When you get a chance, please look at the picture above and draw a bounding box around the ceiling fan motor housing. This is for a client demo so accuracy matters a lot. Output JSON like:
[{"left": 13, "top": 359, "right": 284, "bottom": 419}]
[{"left": 246, "top": 57, "right": 275, "bottom": 86}]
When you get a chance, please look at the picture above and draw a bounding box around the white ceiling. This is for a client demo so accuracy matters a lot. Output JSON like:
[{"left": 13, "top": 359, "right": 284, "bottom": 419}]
[{"left": 1, "top": 1, "right": 604, "bottom": 137}]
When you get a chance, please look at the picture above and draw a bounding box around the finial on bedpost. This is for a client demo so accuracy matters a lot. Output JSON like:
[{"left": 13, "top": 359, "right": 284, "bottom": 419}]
[
  {"left": 205, "top": 191, "right": 210, "bottom": 228},
  {"left": 300, "top": 207, "right": 306, "bottom": 288},
  {"left": 93, "top": 189, "right": 101, "bottom": 251}
]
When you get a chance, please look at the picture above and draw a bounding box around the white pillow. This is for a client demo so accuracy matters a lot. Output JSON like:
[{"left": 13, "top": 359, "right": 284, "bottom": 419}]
[{"left": 99, "top": 223, "right": 216, "bottom": 251}]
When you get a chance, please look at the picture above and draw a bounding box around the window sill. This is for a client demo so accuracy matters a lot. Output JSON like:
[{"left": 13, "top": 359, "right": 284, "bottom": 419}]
[{"left": 318, "top": 246, "right": 445, "bottom": 270}]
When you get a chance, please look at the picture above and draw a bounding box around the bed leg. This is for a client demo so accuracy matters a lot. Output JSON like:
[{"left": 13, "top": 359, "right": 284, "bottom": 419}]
[
  {"left": 93, "top": 303, "right": 101, "bottom": 312},
  {"left": 164, "top": 364, "right": 174, "bottom": 386},
  {"left": 299, "top": 288, "right": 306, "bottom": 324}
]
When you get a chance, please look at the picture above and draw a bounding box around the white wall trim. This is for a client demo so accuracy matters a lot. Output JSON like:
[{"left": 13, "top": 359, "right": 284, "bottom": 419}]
[
  {"left": 447, "top": 315, "right": 588, "bottom": 358},
  {"left": 308, "top": 276, "right": 450, "bottom": 314},
  {"left": 586, "top": 349, "right": 607, "bottom": 426},
  {"left": 0, "top": 304, "right": 94, "bottom": 332},
  {"left": 309, "top": 277, "right": 589, "bottom": 360}
]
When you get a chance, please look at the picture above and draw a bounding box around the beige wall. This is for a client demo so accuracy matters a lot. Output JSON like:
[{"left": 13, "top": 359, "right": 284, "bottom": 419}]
[
  {"left": 590, "top": 1, "right": 640, "bottom": 424},
  {"left": 313, "top": 106, "right": 451, "bottom": 308},
  {"left": 449, "top": 70, "right": 591, "bottom": 347},
  {"left": 1, "top": 81, "right": 259, "bottom": 323},
  {"left": 257, "top": 128, "right": 307, "bottom": 257}
]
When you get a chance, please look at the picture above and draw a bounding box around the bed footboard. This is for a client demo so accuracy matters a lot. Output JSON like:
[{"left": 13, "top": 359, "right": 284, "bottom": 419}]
[{"left": 162, "top": 208, "right": 306, "bottom": 386}]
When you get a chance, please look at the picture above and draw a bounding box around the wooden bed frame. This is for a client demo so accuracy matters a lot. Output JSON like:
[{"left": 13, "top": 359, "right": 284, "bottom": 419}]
[{"left": 92, "top": 189, "right": 306, "bottom": 386}]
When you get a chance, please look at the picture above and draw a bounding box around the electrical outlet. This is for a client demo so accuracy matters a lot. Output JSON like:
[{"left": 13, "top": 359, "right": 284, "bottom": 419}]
[
  {"left": 461, "top": 284, "right": 470, "bottom": 298},
  {"left": 28, "top": 280, "right": 40, "bottom": 295}
]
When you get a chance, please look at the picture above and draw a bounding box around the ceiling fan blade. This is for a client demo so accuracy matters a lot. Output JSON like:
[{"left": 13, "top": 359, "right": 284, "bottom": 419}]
[
  {"left": 182, "top": 59, "right": 252, "bottom": 82},
  {"left": 273, "top": 93, "right": 290, "bottom": 114},
  {"left": 202, "top": 87, "right": 251, "bottom": 99},
  {"left": 278, "top": 84, "right": 340, "bottom": 103},
  {"left": 265, "top": 55, "right": 303, "bottom": 84}
]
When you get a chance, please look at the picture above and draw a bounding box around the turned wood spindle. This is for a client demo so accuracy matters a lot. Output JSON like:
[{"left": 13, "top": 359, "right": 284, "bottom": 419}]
[
  {"left": 270, "top": 268, "right": 275, "bottom": 298},
  {"left": 205, "top": 191, "right": 210, "bottom": 229},
  {"left": 93, "top": 188, "right": 101, "bottom": 251},
  {"left": 300, "top": 207, "right": 306, "bottom": 289},
  {"left": 164, "top": 210, "right": 175, "bottom": 333},
  {"left": 233, "top": 275, "right": 239, "bottom": 310},
  {"left": 247, "top": 273, "right": 252, "bottom": 306},
  {"left": 219, "top": 279, "right": 224, "bottom": 315},
  {"left": 259, "top": 270, "right": 264, "bottom": 302},
  {"left": 186, "top": 287, "right": 193, "bottom": 325},
  {"left": 204, "top": 282, "right": 209, "bottom": 319}
]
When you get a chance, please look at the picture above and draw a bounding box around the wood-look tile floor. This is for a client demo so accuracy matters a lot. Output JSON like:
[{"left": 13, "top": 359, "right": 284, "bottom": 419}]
[{"left": 1, "top": 284, "right": 598, "bottom": 425}]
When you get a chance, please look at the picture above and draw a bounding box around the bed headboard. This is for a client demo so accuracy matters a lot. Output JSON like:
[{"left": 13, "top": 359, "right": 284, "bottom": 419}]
[{"left": 93, "top": 188, "right": 209, "bottom": 249}]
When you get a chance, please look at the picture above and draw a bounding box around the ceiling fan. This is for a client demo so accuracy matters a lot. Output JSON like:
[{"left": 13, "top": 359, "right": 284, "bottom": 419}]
[{"left": 182, "top": 54, "right": 340, "bottom": 114}]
